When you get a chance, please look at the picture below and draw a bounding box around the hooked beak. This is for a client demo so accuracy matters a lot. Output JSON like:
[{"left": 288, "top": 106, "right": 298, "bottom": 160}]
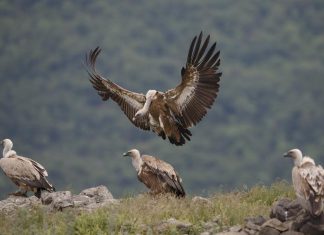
[
  {"left": 123, "top": 152, "right": 129, "bottom": 157},
  {"left": 283, "top": 152, "right": 289, "bottom": 158}
]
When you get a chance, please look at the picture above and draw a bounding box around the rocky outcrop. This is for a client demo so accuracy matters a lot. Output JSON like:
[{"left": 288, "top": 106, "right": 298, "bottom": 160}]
[
  {"left": 0, "top": 185, "right": 118, "bottom": 215},
  {"left": 1, "top": 191, "right": 323, "bottom": 234},
  {"left": 217, "top": 198, "right": 324, "bottom": 235},
  {"left": 0, "top": 195, "right": 41, "bottom": 215}
]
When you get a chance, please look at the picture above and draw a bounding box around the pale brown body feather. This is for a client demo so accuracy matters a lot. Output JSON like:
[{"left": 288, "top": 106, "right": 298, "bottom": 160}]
[
  {"left": 0, "top": 139, "right": 55, "bottom": 198},
  {"left": 285, "top": 149, "right": 324, "bottom": 217},
  {"left": 138, "top": 155, "right": 185, "bottom": 197},
  {"left": 124, "top": 149, "right": 185, "bottom": 197},
  {"left": 292, "top": 159, "right": 324, "bottom": 216}
]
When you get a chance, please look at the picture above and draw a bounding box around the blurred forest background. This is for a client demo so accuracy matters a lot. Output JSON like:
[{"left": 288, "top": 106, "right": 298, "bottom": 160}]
[{"left": 0, "top": 0, "right": 323, "bottom": 199}]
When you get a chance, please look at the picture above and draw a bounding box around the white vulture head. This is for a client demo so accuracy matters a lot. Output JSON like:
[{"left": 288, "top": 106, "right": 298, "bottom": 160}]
[
  {"left": 283, "top": 148, "right": 303, "bottom": 167},
  {"left": 1, "top": 138, "right": 15, "bottom": 158},
  {"left": 123, "top": 148, "right": 143, "bottom": 172}
]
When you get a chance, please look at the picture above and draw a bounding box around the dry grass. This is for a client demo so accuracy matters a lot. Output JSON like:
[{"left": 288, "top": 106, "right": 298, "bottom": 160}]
[{"left": 0, "top": 182, "right": 295, "bottom": 235}]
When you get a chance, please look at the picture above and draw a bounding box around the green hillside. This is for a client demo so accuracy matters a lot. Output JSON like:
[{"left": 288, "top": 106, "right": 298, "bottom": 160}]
[{"left": 0, "top": 0, "right": 323, "bottom": 198}]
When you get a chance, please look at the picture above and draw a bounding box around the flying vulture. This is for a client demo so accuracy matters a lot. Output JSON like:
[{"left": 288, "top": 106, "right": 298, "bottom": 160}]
[
  {"left": 86, "top": 32, "right": 222, "bottom": 145},
  {"left": 123, "top": 149, "right": 185, "bottom": 197},
  {"left": 284, "top": 148, "right": 324, "bottom": 217},
  {"left": 0, "top": 139, "right": 55, "bottom": 198}
]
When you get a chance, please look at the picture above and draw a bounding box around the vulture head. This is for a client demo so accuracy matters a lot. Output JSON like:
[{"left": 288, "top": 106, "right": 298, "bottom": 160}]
[
  {"left": 1, "top": 138, "right": 15, "bottom": 158},
  {"left": 132, "top": 90, "right": 157, "bottom": 121},
  {"left": 1, "top": 139, "right": 13, "bottom": 149},
  {"left": 123, "top": 148, "right": 142, "bottom": 172},
  {"left": 284, "top": 148, "right": 303, "bottom": 167},
  {"left": 123, "top": 149, "right": 140, "bottom": 158}
]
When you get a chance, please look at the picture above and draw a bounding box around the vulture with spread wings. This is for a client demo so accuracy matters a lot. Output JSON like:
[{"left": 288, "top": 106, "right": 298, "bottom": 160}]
[{"left": 86, "top": 32, "right": 222, "bottom": 145}]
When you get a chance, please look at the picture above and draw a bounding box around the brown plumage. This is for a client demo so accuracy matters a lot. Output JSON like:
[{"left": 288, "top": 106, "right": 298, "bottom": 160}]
[
  {"left": 86, "top": 32, "right": 222, "bottom": 146},
  {"left": 123, "top": 149, "right": 185, "bottom": 197},
  {"left": 284, "top": 148, "right": 324, "bottom": 217},
  {"left": 0, "top": 139, "right": 55, "bottom": 198}
]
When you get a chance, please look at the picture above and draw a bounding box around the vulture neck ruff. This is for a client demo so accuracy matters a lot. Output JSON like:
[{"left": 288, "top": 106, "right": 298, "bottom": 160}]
[
  {"left": 131, "top": 150, "right": 143, "bottom": 173},
  {"left": 136, "top": 90, "right": 157, "bottom": 117},
  {"left": 2, "top": 140, "right": 15, "bottom": 158},
  {"left": 294, "top": 152, "right": 303, "bottom": 167}
]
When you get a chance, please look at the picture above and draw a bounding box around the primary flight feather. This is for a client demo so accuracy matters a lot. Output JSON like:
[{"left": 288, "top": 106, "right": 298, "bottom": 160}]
[{"left": 86, "top": 32, "right": 222, "bottom": 145}]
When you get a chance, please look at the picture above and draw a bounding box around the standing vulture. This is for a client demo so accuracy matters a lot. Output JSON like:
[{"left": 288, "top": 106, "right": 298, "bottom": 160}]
[
  {"left": 284, "top": 148, "right": 324, "bottom": 217},
  {"left": 0, "top": 139, "right": 55, "bottom": 198},
  {"left": 86, "top": 32, "right": 222, "bottom": 146},
  {"left": 123, "top": 149, "right": 185, "bottom": 197}
]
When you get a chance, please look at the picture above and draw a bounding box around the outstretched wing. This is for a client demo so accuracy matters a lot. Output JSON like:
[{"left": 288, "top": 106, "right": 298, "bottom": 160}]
[
  {"left": 165, "top": 32, "right": 222, "bottom": 128},
  {"left": 142, "top": 155, "right": 185, "bottom": 197},
  {"left": 85, "top": 47, "right": 150, "bottom": 130}
]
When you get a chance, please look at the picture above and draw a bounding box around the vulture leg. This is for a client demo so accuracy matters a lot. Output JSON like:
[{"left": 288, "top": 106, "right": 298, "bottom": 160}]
[
  {"left": 9, "top": 190, "right": 27, "bottom": 197},
  {"left": 34, "top": 188, "right": 42, "bottom": 199}
]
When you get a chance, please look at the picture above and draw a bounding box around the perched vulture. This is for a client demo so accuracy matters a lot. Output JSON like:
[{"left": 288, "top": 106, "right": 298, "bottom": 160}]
[
  {"left": 284, "top": 148, "right": 324, "bottom": 217},
  {"left": 86, "top": 32, "right": 222, "bottom": 146},
  {"left": 123, "top": 149, "right": 185, "bottom": 197},
  {"left": 0, "top": 139, "right": 55, "bottom": 198}
]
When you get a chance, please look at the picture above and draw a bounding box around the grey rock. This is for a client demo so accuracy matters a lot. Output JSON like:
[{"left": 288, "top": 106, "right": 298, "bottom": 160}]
[
  {"left": 261, "top": 218, "right": 289, "bottom": 232},
  {"left": 72, "top": 194, "right": 92, "bottom": 207},
  {"left": 216, "top": 232, "right": 248, "bottom": 235},
  {"left": 155, "top": 218, "right": 192, "bottom": 233},
  {"left": 270, "top": 198, "right": 324, "bottom": 233},
  {"left": 245, "top": 221, "right": 261, "bottom": 231},
  {"left": 215, "top": 225, "right": 249, "bottom": 235},
  {"left": 281, "top": 231, "right": 304, "bottom": 235},
  {"left": 300, "top": 220, "right": 324, "bottom": 235},
  {"left": 0, "top": 185, "right": 116, "bottom": 214},
  {"left": 74, "top": 186, "right": 118, "bottom": 211},
  {"left": 259, "top": 226, "right": 280, "bottom": 235},
  {"left": 80, "top": 185, "right": 114, "bottom": 203},
  {"left": 81, "top": 199, "right": 119, "bottom": 211},
  {"left": 42, "top": 191, "right": 73, "bottom": 211},
  {"left": 245, "top": 215, "right": 266, "bottom": 226},
  {"left": 229, "top": 225, "right": 242, "bottom": 232},
  {"left": 243, "top": 227, "right": 258, "bottom": 235},
  {"left": 270, "top": 198, "right": 303, "bottom": 222},
  {"left": 0, "top": 195, "right": 41, "bottom": 215}
]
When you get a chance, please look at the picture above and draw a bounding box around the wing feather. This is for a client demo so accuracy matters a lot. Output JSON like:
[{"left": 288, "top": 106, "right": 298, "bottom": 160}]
[
  {"left": 0, "top": 156, "right": 53, "bottom": 191},
  {"left": 191, "top": 32, "right": 203, "bottom": 64},
  {"left": 165, "top": 33, "right": 222, "bottom": 128},
  {"left": 85, "top": 47, "right": 150, "bottom": 130},
  {"left": 142, "top": 155, "right": 185, "bottom": 197},
  {"left": 299, "top": 163, "right": 324, "bottom": 196}
]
